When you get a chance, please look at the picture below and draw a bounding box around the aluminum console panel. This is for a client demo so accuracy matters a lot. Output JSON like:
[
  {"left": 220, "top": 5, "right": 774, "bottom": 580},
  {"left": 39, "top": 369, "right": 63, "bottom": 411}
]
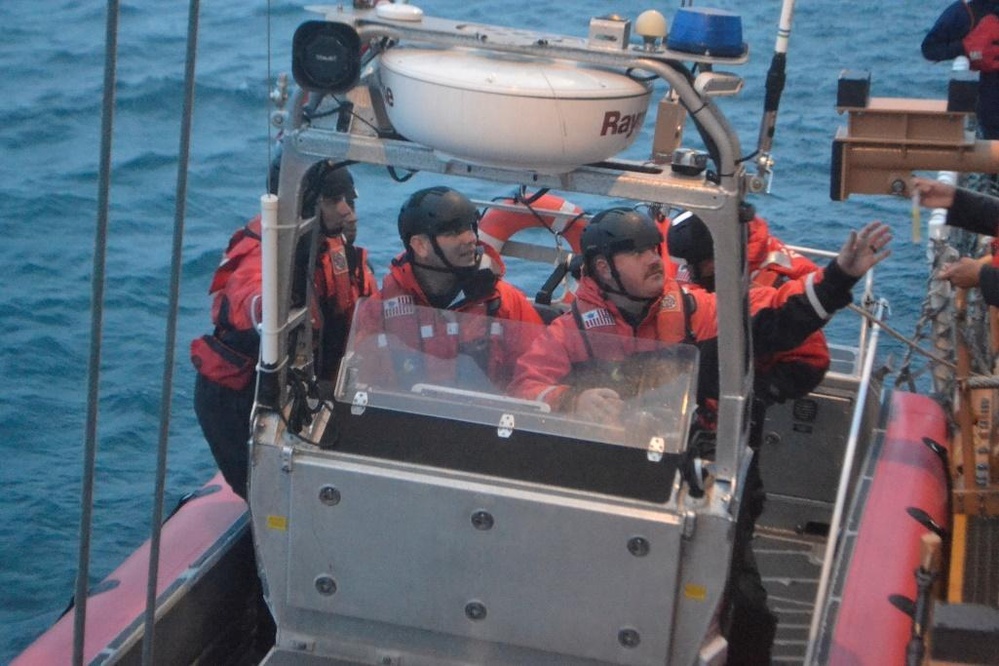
[{"left": 285, "top": 454, "right": 684, "bottom": 665}]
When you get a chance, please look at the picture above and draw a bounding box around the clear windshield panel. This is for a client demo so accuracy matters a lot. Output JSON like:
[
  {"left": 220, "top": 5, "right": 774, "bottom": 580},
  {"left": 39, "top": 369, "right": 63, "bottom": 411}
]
[{"left": 334, "top": 298, "right": 699, "bottom": 456}]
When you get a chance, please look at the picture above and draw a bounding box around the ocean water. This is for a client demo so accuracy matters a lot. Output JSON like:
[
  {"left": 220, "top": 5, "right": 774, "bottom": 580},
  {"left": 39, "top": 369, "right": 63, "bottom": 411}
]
[{"left": 0, "top": 0, "right": 955, "bottom": 660}]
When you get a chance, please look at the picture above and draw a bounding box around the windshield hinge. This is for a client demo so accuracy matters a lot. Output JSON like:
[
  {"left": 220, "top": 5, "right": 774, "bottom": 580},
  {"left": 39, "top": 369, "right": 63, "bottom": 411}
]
[
  {"left": 647, "top": 436, "right": 665, "bottom": 462},
  {"left": 351, "top": 390, "right": 368, "bottom": 415},
  {"left": 498, "top": 413, "right": 515, "bottom": 438}
]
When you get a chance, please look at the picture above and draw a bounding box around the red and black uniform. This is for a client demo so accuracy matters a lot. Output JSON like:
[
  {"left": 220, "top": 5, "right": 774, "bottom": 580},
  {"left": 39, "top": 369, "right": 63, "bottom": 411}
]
[
  {"left": 744, "top": 216, "right": 830, "bottom": 403},
  {"left": 511, "top": 258, "right": 851, "bottom": 414},
  {"left": 190, "top": 215, "right": 376, "bottom": 498},
  {"left": 745, "top": 216, "right": 816, "bottom": 287},
  {"left": 667, "top": 215, "right": 830, "bottom": 405},
  {"left": 355, "top": 244, "right": 543, "bottom": 391}
]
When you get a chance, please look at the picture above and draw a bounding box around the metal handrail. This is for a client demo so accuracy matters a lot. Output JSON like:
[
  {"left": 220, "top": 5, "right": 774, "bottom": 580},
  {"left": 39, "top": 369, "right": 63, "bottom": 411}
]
[{"left": 804, "top": 297, "right": 887, "bottom": 664}]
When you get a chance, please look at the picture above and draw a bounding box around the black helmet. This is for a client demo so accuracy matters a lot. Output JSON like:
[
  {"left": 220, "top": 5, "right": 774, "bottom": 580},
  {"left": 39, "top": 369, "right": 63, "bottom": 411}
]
[
  {"left": 317, "top": 162, "right": 356, "bottom": 200},
  {"left": 581, "top": 207, "right": 663, "bottom": 261},
  {"left": 666, "top": 210, "right": 714, "bottom": 264},
  {"left": 301, "top": 160, "right": 356, "bottom": 217},
  {"left": 398, "top": 186, "right": 478, "bottom": 246}
]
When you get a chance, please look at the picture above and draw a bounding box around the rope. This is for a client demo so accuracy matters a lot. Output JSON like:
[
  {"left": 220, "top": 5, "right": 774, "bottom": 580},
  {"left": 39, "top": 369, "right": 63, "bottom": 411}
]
[
  {"left": 847, "top": 303, "right": 959, "bottom": 372},
  {"left": 966, "top": 375, "right": 999, "bottom": 389},
  {"left": 896, "top": 236, "right": 960, "bottom": 388},
  {"left": 141, "top": 1, "right": 200, "bottom": 663},
  {"left": 74, "top": 2, "right": 120, "bottom": 663}
]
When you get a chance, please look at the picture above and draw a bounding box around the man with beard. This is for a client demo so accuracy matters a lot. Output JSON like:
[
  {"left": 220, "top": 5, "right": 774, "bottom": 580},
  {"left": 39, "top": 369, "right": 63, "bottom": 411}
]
[
  {"left": 509, "top": 207, "right": 891, "bottom": 664},
  {"left": 190, "top": 161, "right": 376, "bottom": 498}
]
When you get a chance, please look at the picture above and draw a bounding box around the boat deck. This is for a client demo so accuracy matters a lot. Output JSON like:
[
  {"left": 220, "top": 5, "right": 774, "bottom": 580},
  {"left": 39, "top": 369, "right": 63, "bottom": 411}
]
[
  {"left": 757, "top": 527, "right": 825, "bottom": 664},
  {"left": 755, "top": 362, "right": 881, "bottom": 665}
]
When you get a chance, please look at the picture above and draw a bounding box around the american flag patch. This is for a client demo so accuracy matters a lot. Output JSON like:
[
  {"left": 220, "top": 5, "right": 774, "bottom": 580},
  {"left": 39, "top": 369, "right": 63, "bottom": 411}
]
[
  {"left": 581, "top": 308, "right": 615, "bottom": 329},
  {"left": 382, "top": 295, "right": 415, "bottom": 318}
]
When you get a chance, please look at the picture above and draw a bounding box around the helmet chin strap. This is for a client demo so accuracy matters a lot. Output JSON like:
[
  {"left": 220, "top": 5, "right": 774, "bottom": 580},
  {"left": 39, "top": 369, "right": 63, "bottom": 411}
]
[
  {"left": 410, "top": 242, "right": 495, "bottom": 308},
  {"left": 599, "top": 255, "right": 658, "bottom": 305},
  {"left": 411, "top": 238, "right": 482, "bottom": 279}
]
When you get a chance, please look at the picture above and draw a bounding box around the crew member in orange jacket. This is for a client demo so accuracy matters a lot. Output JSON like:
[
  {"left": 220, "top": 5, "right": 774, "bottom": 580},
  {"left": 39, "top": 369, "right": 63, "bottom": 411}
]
[
  {"left": 353, "top": 186, "right": 543, "bottom": 392},
  {"left": 510, "top": 208, "right": 886, "bottom": 415},
  {"left": 509, "top": 208, "right": 891, "bottom": 665},
  {"left": 666, "top": 206, "right": 830, "bottom": 404},
  {"left": 191, "top": 161, "right": 376, "bottom": 498}
]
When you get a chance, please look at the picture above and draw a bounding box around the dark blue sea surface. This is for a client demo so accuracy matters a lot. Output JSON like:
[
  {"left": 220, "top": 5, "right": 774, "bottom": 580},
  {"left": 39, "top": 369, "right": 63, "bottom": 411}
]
[{"left": 0, "top": 0, "right": 956, "bottom": 660}]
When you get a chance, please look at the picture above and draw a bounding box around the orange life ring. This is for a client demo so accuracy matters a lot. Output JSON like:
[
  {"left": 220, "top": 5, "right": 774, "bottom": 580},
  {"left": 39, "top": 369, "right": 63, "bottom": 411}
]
[{"left": 478, "top": 191, "right": 585, "bottom": 256}]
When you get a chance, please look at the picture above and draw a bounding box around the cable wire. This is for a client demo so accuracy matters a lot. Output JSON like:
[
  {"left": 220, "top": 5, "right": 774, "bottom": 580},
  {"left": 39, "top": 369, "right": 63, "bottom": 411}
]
[
  {"left": 140, "top": 1, "right": 200, "bottom": 662},
  {"left": 74, "top": 1, "right": 120, "bottom": 663}
]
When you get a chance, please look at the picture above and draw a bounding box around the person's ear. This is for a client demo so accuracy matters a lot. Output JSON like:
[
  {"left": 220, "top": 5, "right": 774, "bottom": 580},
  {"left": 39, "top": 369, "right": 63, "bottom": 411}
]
[
  {"left": 593, "top": 255, "right": 610, "bottom": 281},
  {"left": 409, "top": 234, "right": 432, "bottom": 260}
]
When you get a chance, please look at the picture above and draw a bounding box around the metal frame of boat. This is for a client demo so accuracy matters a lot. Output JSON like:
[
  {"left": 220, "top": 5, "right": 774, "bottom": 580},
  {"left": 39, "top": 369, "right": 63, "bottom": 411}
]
[{"left": 247, "top": 7, "right": 884, "bottom": 665}]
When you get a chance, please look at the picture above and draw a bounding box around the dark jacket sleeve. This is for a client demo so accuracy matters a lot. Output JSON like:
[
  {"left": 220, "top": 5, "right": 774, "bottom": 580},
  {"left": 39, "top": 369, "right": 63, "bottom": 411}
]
[
  {"left": 947, "top": 187, "right": 999, "bottom": 236},
  {"left": 745, "top": 259, "right": 858, "bottom": 359},
  {"left": 688, "top": 264, "right": 853, "bottom": 405},
  {"left": 922, "top": 2, "right": 973, "bottom": 61},
  {"left": 980, "top": 265, "right": 999, "bottom": 306}
]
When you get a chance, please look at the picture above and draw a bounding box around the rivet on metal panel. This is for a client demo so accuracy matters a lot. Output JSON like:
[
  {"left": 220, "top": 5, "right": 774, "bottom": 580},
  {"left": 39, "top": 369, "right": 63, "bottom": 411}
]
[
  {"left": 618, "top": 627, "right": 641, "bottom": 648},
  {"left": 315, "top": 575, "right": 337, "bottom": 596},
  {"left": 319, "top": 485, "right": 341, "bottom": 506},
  {"left": 465, "top": 600, "right": 487, "bottom": 621},
  {"left": 627, "top": 536, "right": 650, "bottom": 557},
  {"left": 471, "top": 510, "right": 494, "bottom": 531}
]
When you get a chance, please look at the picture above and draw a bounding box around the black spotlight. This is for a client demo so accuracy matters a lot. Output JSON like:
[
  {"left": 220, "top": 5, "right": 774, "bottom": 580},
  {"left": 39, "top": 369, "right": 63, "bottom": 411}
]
[{"left": 291, "top": 21, "right": 362, "bottom": 94}]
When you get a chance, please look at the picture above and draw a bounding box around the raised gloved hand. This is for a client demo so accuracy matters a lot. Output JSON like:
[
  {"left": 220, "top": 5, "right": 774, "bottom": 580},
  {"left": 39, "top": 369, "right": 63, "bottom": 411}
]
[{"left": 963, "top": 14, "right": 999, "bottom": 72}]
